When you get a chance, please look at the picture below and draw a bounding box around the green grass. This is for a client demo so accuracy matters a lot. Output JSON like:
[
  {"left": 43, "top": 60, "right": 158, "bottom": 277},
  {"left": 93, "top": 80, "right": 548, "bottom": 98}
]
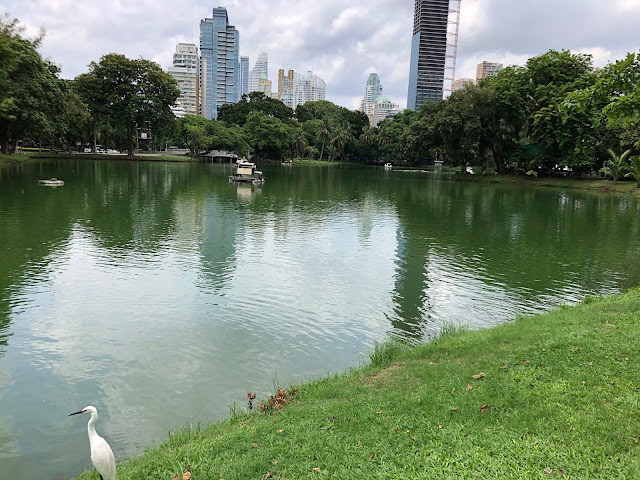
[
  {"left": 74, "top": 289, "right": 640, "bottom": 479},
  {"left": 292, "top": 158, "right": 352, "bottom": 166},
  {"left": 0, "top": 153, "right": 29, "bottom": 166},
  {"left": 21, "top": 152, "right": 197, "bottom": 162},
  {"left": 454, "top": 173, "right": 640, "bottom": 196}
]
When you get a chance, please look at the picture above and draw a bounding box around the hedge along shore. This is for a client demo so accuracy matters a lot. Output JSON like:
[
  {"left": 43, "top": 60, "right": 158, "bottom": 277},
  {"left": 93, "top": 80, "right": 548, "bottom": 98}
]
[{"left": 73, "top": 289, "right": 640, "bottom": 480}]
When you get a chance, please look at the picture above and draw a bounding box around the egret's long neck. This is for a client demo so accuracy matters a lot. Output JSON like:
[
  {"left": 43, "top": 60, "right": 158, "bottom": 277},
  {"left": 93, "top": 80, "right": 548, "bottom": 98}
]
[{"left": 87, "top": 411, "right": 100, "bottom": 445}]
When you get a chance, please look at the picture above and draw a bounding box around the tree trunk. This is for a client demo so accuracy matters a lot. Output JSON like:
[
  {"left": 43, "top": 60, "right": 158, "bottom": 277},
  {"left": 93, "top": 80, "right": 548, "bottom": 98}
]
[
  {"left": 319, "top": 141, "right": 325, "bottom": 162},
  {"left": 1, "top": 138, "right": 8, "bottom": 155},
  {"left": 128, "top": 125, "right": 134, "bottom": 157}
]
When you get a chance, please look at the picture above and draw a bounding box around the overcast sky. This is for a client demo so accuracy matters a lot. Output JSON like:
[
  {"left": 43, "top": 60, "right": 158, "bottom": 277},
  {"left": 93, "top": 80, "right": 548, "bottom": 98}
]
[{"left": 4, "top": 0, "right": 640, "bottom": 109}]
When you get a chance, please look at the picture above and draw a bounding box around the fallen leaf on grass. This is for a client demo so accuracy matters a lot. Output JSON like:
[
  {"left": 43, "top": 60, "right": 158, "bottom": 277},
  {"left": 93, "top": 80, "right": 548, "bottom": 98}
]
[
  {"left": 265, "top": 473, "right": 275, "bottom": 479},
  {"left": 544, "top": 467, "right": 553, "bottom": 474},
  {"left": 438, "top": 424, "right": 443, "bottom": 429},
  {"left": 523, "top": 360, "right": 531, "bottom": 364},
  {"left": 472, "top": 372, "right": 486, "bottom": 380},
  {"left": 357, "top": 441, "right": 362, "bottom": 446},
  {"left": 183, "top": 473, "right": 191, "bottom": 480},
  {"left": 312, "top": 467, "right": 322, "bottom": 473},
  {"left": 499, "top": 366, "right": 509, "bottom": 370},
  {"left": 375, "top": 411, "right": 383, "bottom": 415},
  {"left": 467, "top": 384, "right": 473, "bottom": 391},
  {"left": 173, "top": 476, "right": 179, "bottom": 480},
  {"left": 450, "top": 407, "right": 458, "bottom": 412},
  {"left": 273, "top": 460, "right": 278, "bottom": 465},
  {"left": 480, "top": 404, "right": 489, "bottom": 414},
  {"left": 370, "top": 452, "right": 375, "bottom": 459},
  {"left": 411, "top": 436, "right": 417, "bottom": 441},
  {"left": 451, "top": 388, "right": 456, "bottom": 394},
  {"left": 277, "top": 429, "right": 284, "bottom": 433},
  {"left": 252, "top": 443, "right": 259, "bottom": 448}
]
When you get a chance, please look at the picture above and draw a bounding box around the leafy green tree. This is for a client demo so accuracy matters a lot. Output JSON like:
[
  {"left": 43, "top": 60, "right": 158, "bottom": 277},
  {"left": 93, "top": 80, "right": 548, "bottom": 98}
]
[
  {"left": 177, "top": 115, "right": 212, "bottom": 158},
  {"left": 359, "top": 126, "right": 374, "bottom": 147},
  {"left": 0, "top": 15, "right": 66, "bottom": 154},
  {"left": 75, "top": 53, "right": 180, "bottom": 157},
  {"left": 63, "top": 87, "right": 92, "bottom": 152},
  {"left": 218, "top": 91, "right": 294, "bottom": 126},
  {"left": 600, "top": 149, "right": 631, "bottom": 183},
  {"left": 243, "top": 111, "right": 293, "bottom": 159},
  {"left": 330, "top": 126, "right": 353, "bottom": 162}
]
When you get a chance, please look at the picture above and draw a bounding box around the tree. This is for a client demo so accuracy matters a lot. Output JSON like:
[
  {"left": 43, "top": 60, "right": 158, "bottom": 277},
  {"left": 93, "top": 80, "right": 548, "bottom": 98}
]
[
  {"left": 601, "top": 149, "right": 631, "bottom": 183},
  {"left": 292, "top": 130, "right": 307, "bottom": 159},
  {"left": 316, "top": 118, "right": 332, "bottom": 161},
  {"left": 75, "top": 54, "right": 180, "bottom": 157},
  {"left": 218, "top": 91, "right": 294, "bottom": 126},
  {"left": 625, "top": 155, "right": 640, "bottom": 187},
  {"left": 359, "top": 126, "right": 374, "bottom": 147},
  {"left": 330, "top": 126, "right": 353, "bottom": 162},
  {"left": 0, "top": 15, "right": 66, "bottom": 154},
  {"left": 177, "top": 115, "right": 213, "bottom": 158},
  {"left": 63, "top": 87, "right": 92, "bottom": 152},
  {"left": 243, "top": 111, "right": 293, "bottom": 159}
]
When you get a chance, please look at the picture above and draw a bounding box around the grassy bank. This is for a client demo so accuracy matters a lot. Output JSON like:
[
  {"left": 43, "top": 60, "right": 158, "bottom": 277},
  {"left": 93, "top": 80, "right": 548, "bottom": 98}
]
[
  {"left": 453, "top": 172, "right": 640, "bottom": 196},
  {"left": 75, "top": 289, "right": 640, "bottom": 479},
  {"left": 0, "top": 153, "right": 29, "bottom": 166},
  {"left": 20, "top": 152, "right": 197, "bottom": 162}
]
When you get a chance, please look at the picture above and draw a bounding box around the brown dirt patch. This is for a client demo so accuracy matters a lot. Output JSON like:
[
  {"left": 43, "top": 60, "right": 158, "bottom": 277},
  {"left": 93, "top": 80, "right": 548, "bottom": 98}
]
[{"left": 365, "top": 362, "right": 404, "bottom": 384}]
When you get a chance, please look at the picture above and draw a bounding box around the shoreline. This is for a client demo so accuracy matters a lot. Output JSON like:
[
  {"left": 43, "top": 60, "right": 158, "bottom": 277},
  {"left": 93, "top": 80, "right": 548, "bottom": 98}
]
[{"left": 74, "top": 289, "right": 640, "bottom": 479}]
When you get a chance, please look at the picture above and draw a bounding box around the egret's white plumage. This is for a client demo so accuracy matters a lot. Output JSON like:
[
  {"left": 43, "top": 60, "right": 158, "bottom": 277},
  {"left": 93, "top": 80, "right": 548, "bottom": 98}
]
[{"left": 69, "top": 405, "right": 116, "bottom": 480}]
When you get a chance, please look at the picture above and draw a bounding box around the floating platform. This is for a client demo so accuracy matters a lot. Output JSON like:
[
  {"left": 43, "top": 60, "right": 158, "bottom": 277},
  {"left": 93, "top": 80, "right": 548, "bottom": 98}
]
[{"left": 38, "top": 179, "right": 64, "bottom": 186}]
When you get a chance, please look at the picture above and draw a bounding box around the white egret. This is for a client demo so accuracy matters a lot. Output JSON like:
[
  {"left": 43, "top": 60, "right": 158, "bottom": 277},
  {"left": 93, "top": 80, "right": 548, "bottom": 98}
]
[{"left": 69, "top": 406, "right": 116, "bottom": 480}]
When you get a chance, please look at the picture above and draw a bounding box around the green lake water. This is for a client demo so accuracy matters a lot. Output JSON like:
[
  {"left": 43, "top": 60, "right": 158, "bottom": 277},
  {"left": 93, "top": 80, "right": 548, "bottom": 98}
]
[{"left": 0, "top": 160, "right": 638, "bottom": 479}]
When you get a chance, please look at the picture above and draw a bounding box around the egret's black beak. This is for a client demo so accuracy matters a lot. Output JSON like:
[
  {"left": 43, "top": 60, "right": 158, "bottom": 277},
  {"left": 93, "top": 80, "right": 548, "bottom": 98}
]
[{"left": 69, "top": 410, "right": 85, "bottom": 416}]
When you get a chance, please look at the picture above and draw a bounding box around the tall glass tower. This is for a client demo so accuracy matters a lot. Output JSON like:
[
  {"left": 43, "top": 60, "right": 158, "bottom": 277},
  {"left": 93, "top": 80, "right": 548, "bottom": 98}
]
[
  {"left": 240, "top": 56, "right": 249, "bottom": 97},
  {"left": 407, "top": 0, "right": 450, "bottom": 110},
  {"left": 248, "top": 52, "right": 269, "bottom": 93},
  {"left": 199, "top": 7, "right": 240, "bottom": 119}
]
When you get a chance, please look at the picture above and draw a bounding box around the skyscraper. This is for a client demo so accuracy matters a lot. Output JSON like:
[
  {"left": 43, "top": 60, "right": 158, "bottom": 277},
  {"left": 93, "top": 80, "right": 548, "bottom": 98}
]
[
  {"left": 240, "top": 56, "right": 249, "bottom": 97},
  {"left": 168, "top": 43, "right": 199, "bottom": 116},
  {"left": 248, "top": 52, "right": 268, "bottom": 93},
  {"left": 360, "top": 73, "right": 383, "bottom": 115},
  {"left": 199, "top": 7, "right": 240, "bottom": 119},
  {"left": 407, "top": 0, "right": 450, "bottom": 110}
]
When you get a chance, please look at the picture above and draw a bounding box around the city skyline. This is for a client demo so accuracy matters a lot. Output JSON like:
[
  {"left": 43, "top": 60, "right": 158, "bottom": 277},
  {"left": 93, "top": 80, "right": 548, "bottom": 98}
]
[{"left": 4, "top": 0, "right": 640, "bottom": 110}]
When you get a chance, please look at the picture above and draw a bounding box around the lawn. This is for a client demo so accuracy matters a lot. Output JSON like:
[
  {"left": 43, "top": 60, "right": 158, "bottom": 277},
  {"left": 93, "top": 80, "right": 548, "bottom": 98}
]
[{"left": 75, "top": 289, "right": 640, "bottom": 479}]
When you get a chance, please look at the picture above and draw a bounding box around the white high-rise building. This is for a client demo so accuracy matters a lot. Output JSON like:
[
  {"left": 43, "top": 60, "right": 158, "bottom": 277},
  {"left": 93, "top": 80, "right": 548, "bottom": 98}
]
[
  {"left": 277, "top": 69, "right": 325, "bottom": 109},
  {"left": 248, "top": 52, "right": 268, "bottom": 93},
  {"left": 168, "top": 43, "right": 199, "bottom": 116},
  {"left": 369, "top": 95, "right": 401, "bottom": 126},
  {"left": 360, "top": 73, "right": 383, "bottom": 115}
]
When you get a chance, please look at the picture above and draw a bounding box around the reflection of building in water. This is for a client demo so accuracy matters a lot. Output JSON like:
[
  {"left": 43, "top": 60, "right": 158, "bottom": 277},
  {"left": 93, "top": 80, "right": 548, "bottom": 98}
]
[
  {"left": 391, "top": 222, "right": 432, "bottom": 339},
  {"left": 174, "top": 194, "right": 240, "bottom": 290}
]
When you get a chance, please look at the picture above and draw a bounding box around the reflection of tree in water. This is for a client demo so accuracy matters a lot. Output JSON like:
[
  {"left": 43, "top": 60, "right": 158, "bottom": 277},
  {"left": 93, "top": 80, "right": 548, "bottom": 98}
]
[{"left": 387, "top": 175, "right": 640, "bottom": 339}]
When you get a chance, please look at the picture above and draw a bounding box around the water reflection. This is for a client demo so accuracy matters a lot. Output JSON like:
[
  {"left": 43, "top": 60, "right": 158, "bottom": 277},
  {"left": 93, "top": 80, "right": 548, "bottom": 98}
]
[{"left": 0, "top": 160, "right": 639, "bottom": 479}]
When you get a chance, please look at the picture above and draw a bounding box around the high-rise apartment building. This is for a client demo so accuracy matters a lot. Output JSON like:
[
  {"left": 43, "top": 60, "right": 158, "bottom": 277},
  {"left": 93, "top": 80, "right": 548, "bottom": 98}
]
[
  {"left": 257, "top": 74, "right": 273, "bottom": 97},
  {"left": 360, "top": 73, "right": 383, "bottom": 115},
  {"left": 276, "top": 69, "right": 325, "bottom": 110},
  {"left": 407, "top": 0, "right": 451, "bottom": 109},
  {"left": 168, "top": 43, "right": 199, "bottom": 116},
  {"left": 453, "top": 78, "right": 474, "bottom": 91},
  {"left": 476, "top": 61, "right": 503, "bottom": 82},
  {"left": 370, "top": 96, "right": 401, "bottom": 127},
  {"left": 248, "top": 52, "right": 268, "bottom": 93},
  {"left": 199, "top": 7, "right": 240, "bottom": 119},
  {"left": 240, "top": 56, "right": 249, "bottom": 97}
]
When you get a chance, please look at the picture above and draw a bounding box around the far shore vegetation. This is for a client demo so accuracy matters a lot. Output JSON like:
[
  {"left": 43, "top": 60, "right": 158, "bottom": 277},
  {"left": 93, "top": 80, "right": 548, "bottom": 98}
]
[
  {"left": 73, "top": 289, "right": 640, "bottom": 479},
  {"left": 2, "top": 12, "right": 640, "bottom": 187}
]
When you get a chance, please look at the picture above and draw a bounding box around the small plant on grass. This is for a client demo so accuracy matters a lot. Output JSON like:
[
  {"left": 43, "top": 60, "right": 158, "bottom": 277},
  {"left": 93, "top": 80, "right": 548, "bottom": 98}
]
[
  {"left": 600, "top": 148, "right": 631, "bottom": 183},
  {"left": 368, "top": 338, "right": 408, "bottom": 369}
]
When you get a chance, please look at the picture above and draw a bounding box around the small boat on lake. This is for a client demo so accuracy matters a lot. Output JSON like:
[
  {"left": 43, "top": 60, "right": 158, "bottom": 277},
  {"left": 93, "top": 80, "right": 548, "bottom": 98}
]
[
  {"left": 229, "top": 159, "right": 265, "bottom": 184},
  {"left": 384, "top": 163, "right": 393, "bottom": 170},
  {"left": 38, "top": 178, "right": 64, "bottom": 186}
]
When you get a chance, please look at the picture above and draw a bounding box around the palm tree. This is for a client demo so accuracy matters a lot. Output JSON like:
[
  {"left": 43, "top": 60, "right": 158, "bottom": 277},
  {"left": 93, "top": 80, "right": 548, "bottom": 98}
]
[
  {"left": 359, "top": 126, "right": 374, "bottom": 147},
  {"left": 331, "top": 127, "right": 354, "bottom": 162},
  {"left": 601, "top": 148, "right": 631, "bottom": 183},
  {"left": 292, "top": 131, "right": 307, "bottom": 159},
  {"left": 377, "top": 129, "right": 390, "bottom": 149},
  {"left": 625, "top": 155, "right": 640, "bottom": 188},
  {"left": 316, "top": 119, "right": 332, "bottom": 162}
]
